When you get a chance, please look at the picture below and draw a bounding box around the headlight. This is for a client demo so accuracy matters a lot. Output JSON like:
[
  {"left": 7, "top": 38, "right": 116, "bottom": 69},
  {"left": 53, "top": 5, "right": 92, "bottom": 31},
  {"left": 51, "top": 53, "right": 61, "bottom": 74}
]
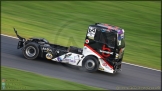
[{"left": 115, "top": 53, "right": 119, "bottom": 59}]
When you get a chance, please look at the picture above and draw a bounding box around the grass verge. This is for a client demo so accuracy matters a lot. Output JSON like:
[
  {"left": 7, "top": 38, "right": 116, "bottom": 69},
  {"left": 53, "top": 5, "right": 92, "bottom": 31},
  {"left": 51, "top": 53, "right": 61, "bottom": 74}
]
[{"left": 1, "top": 66, "right": 103, "bottom": 90}]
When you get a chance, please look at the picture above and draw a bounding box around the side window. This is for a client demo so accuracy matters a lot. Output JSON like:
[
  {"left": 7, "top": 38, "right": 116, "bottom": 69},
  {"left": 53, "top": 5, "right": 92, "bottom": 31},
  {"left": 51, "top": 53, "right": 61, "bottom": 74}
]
[
  {"left": 99, "top": 32, "right": 116, "bottom": 47},
  {"left": 106, "top": 33, "right": 116, "bottom": 47}
]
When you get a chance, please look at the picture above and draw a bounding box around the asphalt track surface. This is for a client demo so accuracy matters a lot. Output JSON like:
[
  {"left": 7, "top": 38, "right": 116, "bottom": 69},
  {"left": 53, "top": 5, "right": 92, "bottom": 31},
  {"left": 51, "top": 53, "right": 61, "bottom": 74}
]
[{"left": 1, "top": 35, "right": 161, "bottom": 90}]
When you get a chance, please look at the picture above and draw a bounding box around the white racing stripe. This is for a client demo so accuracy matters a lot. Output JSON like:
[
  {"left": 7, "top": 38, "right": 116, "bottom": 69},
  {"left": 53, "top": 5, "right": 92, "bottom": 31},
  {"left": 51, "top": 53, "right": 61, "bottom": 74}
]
[{"left": 1, "top": 34, "right": 161, "bottom": 72}]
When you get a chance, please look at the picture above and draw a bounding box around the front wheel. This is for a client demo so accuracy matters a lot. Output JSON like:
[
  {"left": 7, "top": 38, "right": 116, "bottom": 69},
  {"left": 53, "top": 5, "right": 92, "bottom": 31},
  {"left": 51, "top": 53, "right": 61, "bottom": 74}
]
[
  {"left": 22, "top": 42, "right": 39, "bottom": 60},
  {"left": 82, "top": 56, "right": 99, "bottom": 73}
]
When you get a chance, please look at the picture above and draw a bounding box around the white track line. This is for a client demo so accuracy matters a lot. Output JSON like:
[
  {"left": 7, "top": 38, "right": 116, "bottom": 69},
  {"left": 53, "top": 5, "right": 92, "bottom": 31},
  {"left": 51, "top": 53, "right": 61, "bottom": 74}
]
[
  {"left": 1, "top": 34, "right": 161, "bottom": 72},
  {"left": 1, "top": 34, "right": 18, "bottom": 39},
  {"left": 122, "top": 62, "right": 161, "bottom": 72}
]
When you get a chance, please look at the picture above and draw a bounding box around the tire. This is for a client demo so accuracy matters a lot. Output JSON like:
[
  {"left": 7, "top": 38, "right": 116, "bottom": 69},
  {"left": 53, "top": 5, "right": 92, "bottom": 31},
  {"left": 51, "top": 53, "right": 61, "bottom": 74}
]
[
  {"left": 22, "top": 42, "right": 39, "bottom": 60},
  {"left": 82, "top": 56, "right": 99, "bottom": 73}
]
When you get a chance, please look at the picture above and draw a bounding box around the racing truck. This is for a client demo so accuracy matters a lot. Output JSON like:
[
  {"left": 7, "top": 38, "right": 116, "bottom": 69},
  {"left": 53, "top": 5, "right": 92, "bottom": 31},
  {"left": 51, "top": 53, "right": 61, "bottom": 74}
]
[{"left": 14, "top": 23, "right": 125, "bottom": 74}]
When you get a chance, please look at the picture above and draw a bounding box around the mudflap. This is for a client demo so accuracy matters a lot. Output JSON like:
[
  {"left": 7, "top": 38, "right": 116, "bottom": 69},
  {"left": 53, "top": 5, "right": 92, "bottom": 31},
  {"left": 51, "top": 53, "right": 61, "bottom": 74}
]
[{"left": 113, "top": 62, "right": 122, "bottom": 73}]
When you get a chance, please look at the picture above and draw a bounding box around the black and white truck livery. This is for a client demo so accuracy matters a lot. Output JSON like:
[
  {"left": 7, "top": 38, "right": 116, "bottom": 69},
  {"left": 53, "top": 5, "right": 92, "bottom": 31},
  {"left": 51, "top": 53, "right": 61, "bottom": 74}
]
[{"left": 14, "top": 23, "right": 125, "bottom": 74}]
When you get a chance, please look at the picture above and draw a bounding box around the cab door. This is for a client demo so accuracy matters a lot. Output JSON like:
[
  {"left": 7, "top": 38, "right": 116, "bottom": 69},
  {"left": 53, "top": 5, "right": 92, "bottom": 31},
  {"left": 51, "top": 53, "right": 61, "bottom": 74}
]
[{"left": 98, "top": 31, "right": 116, "bottom": 59}]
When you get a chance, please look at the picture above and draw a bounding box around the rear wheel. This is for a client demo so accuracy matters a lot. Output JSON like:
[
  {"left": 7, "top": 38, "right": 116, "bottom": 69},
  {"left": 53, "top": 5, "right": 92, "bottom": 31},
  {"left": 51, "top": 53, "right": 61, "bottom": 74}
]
[
  {"left": 82, "top": 56, "right": 99, "bottom": 72},
  {"left": 23, "top": 42, "right": 39, "bottom": 60}
]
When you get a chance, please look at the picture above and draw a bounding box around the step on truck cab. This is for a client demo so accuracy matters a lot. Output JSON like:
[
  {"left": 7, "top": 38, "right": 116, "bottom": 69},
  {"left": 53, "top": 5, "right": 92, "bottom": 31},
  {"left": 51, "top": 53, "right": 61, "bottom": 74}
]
[{"left": 14, "top": 23, "right": 125, "bottom": 74}]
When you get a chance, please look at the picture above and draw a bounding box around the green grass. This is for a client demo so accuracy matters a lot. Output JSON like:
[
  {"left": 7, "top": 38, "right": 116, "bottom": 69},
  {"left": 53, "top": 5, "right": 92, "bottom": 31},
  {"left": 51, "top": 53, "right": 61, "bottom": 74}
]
[
  {"left": 1, "top": 66, "right": 103, "bottom": 90},
  {"left": 1, "top": 1, "right": 161, "bottom": 70}
]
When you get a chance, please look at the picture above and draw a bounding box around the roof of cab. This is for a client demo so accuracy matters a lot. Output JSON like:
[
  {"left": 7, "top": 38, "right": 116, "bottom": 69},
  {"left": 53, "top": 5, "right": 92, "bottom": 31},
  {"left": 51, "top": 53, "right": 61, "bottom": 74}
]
[{"left": 91, "top": 23, "right": 124, "bottom": 34}]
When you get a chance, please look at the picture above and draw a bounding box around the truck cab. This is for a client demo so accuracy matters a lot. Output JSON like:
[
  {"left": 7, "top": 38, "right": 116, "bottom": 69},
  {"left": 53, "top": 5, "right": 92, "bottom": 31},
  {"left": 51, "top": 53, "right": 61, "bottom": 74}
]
[{"left": 82, "top": 23, "right": 125, "bottom": 73}]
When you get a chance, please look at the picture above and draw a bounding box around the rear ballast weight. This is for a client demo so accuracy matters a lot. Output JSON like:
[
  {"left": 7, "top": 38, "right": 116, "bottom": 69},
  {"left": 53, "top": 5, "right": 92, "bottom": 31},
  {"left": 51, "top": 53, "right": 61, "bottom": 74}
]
[{"left": 14, "top": 23, "right": 125, "bottom": 74}]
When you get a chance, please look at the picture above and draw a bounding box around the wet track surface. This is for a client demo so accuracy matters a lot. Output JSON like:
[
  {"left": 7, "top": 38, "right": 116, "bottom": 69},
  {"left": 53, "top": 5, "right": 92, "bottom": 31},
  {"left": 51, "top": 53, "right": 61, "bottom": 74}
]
[{"left": 1, "top": 35, "right": 161, "bottom": 90}]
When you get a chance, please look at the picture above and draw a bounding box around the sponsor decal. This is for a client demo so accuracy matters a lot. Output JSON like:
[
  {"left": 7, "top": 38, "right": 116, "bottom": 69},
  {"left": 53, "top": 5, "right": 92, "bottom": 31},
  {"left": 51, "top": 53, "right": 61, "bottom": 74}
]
[
  {"left": 85, "top": 39, "right": 89, "bottom": 44},
  {"left": 74, "top": 55, "right": 80, "bottom": 61},
  {"left": 42, "top": 47, "right": 52, "bottom": 52},
  {"left": 102, "top": 63, "right": 111, "bottom": 69},
  {"left": 64, "top": 57, "right": 76, "bottom": 63},
  {"left": 64, "top": 59, "right": 70, "bottom": 62},
  {"left": 117, "top": 29, "right": 123, "bottom": 34},
  {"left": 64, "top": 55, "right": 80, "bottom": 63},
  {"left": 101, "top": 28, "right": 110, "bottom": 32},
  {"left": 101, "top": 29, "right": 106, "bottom": 32},
  {"left": 102, "top": 63, "right": 107, "bottom": 66},
  {"left": 118, "top": 34, "right": 124, "bottom": 41},
  {"left": 57, "top": 57, "right": 62, "bottom": 62},
  {"left": 87, "top": 26, "right": 96, "bottom": 39},
  {"left": 46, "top": 53, "right": 53, "bottom": 59},
  {"left": 100, "top": 45, "right": 113, "bottom": 57},
  {"left": 69, "top": 59, "right": 76, "bottom": 63},
  {"left": 100, "top": 50, "right": 113, "bottom": 55}
]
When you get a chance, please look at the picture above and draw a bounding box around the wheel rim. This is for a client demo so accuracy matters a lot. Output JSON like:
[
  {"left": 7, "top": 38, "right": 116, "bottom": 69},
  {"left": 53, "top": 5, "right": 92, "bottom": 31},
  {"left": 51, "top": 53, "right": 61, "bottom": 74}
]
[
  {"left": 85, "top": 59, "right": 95, "bottom": 70},
  {"left": 25, "top": 46, "right": 36, "bottom": 57}
]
